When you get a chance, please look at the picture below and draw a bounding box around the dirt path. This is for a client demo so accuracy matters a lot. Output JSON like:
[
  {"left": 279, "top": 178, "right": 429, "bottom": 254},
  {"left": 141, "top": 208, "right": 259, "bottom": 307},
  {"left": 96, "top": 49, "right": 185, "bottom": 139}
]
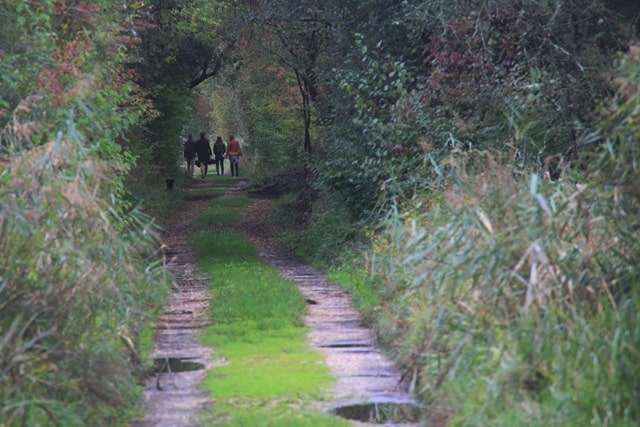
[
  {"left": 131, "top": 186, "right": 216, "bottom": 427},
  {"left": 133, "top": 179, "right": 423, "bottom": 426},
  {"left": 240, "top": 198, "right": 422, "bottom": 426}
]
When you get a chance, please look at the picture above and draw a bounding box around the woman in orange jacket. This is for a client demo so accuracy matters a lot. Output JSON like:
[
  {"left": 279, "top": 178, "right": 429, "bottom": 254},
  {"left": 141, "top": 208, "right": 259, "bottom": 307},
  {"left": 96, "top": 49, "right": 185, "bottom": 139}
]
[{"left": 226, "top": 135, "right": 242, "bottom": 177}]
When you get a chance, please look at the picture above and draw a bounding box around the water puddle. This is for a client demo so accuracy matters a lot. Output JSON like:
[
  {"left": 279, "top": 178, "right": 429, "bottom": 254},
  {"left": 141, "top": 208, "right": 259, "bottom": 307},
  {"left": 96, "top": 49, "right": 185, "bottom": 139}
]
[
  {"left": 330, "top": 401, "right": 423, "bottom": 424},
  {"left": 319, "top": 339, "right": 371, "bottom": 348},
  {"left": 153, "top": 357, "right": 205, "bottom": 373}
]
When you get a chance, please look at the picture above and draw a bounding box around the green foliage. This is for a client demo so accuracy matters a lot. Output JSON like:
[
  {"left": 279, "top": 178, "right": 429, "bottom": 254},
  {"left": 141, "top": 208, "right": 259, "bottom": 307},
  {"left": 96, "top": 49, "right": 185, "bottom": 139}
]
[
  {"left": 589, "top": 43, "right": 640, "bottom": 191},
  {"left": 0, "top": 1, "right": 55, "bottom": 119},
  {"left": 1, "top": 0, "right": 149, "bottom": 158},
  {"left": 126, "top": 174, "right": 191, "bottom": 222},
  {"left": 306, "top": 0, "right": 625, "bottom": 223},
  {"left": 325, "top": 254, "right": 382, "bottom": 325},
  {"left": 0, "top": 3, "right": 173, "bottom": 424},
  {"left": 0, "top": 127, "right": 170, "bottom": 426},
  {"left": 123, "top": 0, "right": 229, "bottom": 181},
  {"left": 198, "top": 29, "right": 308, "bottom": 180},
  {"left": 242, "top": 68, "right": 306, "bottom": 178},
  {"left": 410, "top": 0, "right": 622, "bottom": 161},
  {"left": 366, "top": 145, "right": 640, "bottom": 425},
  {"left": 582, "top": 42, "right": 640, "bottom": 303},
  {"left": 319, "top": 39, "right": 446, "bottom": 219},
  {"left": 276, "top": 192, "right": 367, "bottom": 264},
  {"left": 273, "top": 26, "right": 640, "bottom": 423}
]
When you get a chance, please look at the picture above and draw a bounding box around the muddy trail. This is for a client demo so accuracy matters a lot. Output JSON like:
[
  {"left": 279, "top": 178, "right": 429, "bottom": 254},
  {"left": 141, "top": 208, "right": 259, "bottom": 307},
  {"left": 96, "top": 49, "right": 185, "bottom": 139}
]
[{"left": 132, "top": 178, "right": 424, "bottom": 426}]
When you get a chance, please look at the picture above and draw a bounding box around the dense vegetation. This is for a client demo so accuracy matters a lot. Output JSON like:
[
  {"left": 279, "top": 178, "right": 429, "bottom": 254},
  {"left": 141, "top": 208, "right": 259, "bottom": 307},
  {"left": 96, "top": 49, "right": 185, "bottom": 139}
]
[
  {"left": 0, "top": 1, "right": 170, "bottom": 425},
  {"left": 1, "top": 0, "right": 639, "bottom": 425}
]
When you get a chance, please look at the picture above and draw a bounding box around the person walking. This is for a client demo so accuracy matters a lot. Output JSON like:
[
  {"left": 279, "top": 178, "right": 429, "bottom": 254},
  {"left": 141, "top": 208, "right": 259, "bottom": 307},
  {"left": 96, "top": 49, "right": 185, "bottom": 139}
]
[
  {"left": 195, "top": 132, "right": 212, "bottom": 179},
  {"left": 183, "top": 134, "right": 196, "bottom": 178},
  {"left": 226, "top": 134, "right": 242, "bottom": 177},
  {"left": 213, "top": 136, "right": 226, "bottom": 175}
]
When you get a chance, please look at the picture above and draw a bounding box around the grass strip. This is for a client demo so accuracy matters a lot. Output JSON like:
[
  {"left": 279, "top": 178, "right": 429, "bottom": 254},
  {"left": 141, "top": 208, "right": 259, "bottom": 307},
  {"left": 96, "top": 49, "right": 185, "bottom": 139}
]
[
  {"left": 192, "top": 195, "right": 252, "bottom": 226},
  {"left": 191, "top": 194, "right": 349, "bottom": 426},
  {"left": 188, "top": 186, "right": 224, "bottom": 199}
]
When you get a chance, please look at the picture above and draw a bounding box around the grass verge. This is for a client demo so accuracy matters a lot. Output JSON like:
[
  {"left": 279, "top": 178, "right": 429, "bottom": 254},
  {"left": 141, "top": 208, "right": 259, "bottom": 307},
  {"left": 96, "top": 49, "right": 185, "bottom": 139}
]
[{"left": 190, "top": 192, "right": 350, "bottom": 427}]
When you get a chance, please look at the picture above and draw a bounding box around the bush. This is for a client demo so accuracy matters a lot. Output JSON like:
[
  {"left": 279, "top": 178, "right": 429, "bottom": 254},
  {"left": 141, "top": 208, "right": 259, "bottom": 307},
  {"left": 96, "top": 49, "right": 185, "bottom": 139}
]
[
  {"left": 275, "top": 190, "right": 368, "bottom": 265},
  {"left": 314, "top": 0, "right": 625, "bottom": 222}
]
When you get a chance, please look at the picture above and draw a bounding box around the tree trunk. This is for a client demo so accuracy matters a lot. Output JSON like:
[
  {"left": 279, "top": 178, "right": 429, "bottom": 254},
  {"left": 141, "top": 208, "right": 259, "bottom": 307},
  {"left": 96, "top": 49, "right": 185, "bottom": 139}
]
[{"left": 296, "top": 70, "right": 312, "bottom": 154}]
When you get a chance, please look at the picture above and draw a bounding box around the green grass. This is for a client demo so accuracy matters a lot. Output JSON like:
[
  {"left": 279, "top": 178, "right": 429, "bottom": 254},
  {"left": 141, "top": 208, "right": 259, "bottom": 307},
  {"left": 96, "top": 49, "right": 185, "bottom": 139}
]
[
  {"left": 188, "top": 186, "right": 224, "bottom": 199},
  {"left": 213, "top": 194, "right": 253, "bottom": 208},
  {"left": 138, "top": 325, "right": 157, "bottom": 368},
  {"left": 193, "top": 195, "right": 252, "bottom": 226},
  {"left": 194, "top": 207, "right": 240, "bottom": 225},
  {"left": 192, "top": 230, "right": 257, "bottom": 260},
  {"left": 326, "top": 263, "right": 381, "bottom": 325},
  {"left": 190, "top": 197, "right": 349, "bottom": 426},
  {"left": 206, "top": 405, "right": 349, "bottom": 427},
  {"left": 201, "top": 329, "right": 330, "bottom": 398}
]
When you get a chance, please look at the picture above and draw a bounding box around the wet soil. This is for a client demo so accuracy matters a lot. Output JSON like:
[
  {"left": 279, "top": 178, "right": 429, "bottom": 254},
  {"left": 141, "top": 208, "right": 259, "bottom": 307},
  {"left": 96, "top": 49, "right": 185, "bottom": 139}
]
[{"left": 132, "top": 177, "right": 424, "bottom": 426}]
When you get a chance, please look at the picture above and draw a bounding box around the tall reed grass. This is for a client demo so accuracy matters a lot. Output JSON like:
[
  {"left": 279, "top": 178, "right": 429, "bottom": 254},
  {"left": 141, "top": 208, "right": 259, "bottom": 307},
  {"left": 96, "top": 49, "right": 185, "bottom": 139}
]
[
  {"left": 0, "top": 125, "right": 170, "bottom": 425},
  {"left": 369, "top": 149, "right": 640, "bottom": 426}
]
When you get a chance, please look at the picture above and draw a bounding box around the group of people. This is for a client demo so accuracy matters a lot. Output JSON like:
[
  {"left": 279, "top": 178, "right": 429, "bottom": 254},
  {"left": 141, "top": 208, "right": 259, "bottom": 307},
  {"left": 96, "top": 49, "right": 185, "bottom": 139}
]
[{"left": 183, "top": 132, "right": 243, "bottom": 179}]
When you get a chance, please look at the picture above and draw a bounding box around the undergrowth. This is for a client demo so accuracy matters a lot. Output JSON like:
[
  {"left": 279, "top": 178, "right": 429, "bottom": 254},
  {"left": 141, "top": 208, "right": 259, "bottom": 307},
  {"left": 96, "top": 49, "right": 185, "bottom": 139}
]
[
  {"left": 367, "top": 149, "right": 640, "bottom": 426},
  {"left": 273, "top": 192, "right": 367, "bottom": 267},
  {"left": 0, "top": 125, "right": 171, "bottom": 426},
  {"left": 126, "top": 174, "right": 191, "bottom": 221},
  {"left": 273, "top": 42, "right": 640, "bottom": 427},
  {"left": 324, "top": 251, "right": 382, "bottom": 326}
]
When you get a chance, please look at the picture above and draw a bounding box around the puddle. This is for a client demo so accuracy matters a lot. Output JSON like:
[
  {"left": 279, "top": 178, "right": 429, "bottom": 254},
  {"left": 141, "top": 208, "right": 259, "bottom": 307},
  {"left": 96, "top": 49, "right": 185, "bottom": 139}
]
[
  {"left": 319, "top": 340, "right": 370, "bottom": 348},
  {"left": 330, "top": 401, "right": 423, "bottom": 424},
  {"left": 153, "top": 357, "right": 205, "bottom": 373}
]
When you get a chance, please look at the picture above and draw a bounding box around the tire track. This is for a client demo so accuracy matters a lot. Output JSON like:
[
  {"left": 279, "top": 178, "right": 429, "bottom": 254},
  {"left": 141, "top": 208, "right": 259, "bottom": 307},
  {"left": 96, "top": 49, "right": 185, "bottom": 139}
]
[{"left": 240, "top": 198, "right": 424, "bottom": 426}]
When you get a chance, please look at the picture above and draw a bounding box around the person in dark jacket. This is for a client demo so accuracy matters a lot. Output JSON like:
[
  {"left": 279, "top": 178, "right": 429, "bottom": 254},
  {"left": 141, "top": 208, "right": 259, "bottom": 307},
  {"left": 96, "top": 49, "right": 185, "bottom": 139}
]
[
  {"left": 213, "top": 136, "right": 226, "bottom": 175},
  {"left": 195, "top": 132, "right": 212, "bottom": 179},
  {"left": 183, "top": 134, "right": 196, "bottom": 178}
]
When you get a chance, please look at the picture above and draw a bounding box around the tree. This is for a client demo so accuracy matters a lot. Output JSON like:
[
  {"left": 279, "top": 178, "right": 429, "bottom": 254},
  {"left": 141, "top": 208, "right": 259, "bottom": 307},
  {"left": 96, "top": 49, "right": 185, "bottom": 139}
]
[
  {"left": 126, "top": 0, "right": 242, "bottom": 177},
  {"left": 245, "top": 0, "right": 334, "bottom": 154},
  {"left": 311, "top": 0, "right": 627, "bottom": 220},
  {"left": 0, "top": 1, "right": 169, "bottom": 424}
]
